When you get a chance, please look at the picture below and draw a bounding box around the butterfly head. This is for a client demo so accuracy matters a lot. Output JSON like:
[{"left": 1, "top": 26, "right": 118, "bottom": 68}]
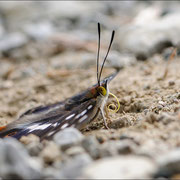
[
  {"left": 97, "top": 86, "right": 107, "bottom": 96},
  {"left": 97, "top": 79, "right": 109, "bottom": 96},
  {"left": 90, "top": 79, "right": 109, "bottom": 100}
]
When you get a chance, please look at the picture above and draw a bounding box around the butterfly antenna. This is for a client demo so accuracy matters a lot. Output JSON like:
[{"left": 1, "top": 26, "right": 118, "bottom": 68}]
[
  {"left": 98, "top": 30, "right": 115, "bottom": 84},
  {"left": 97, "top": 22, "right": 101, "bottom": 86}
]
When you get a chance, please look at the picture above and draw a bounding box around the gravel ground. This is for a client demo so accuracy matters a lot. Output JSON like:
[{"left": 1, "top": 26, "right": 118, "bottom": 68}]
[{"left": 0, "top": 1, "right": 180, "bottom": 179}]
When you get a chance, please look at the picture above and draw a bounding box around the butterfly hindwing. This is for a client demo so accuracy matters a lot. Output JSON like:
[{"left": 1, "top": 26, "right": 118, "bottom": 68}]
[{"left": 10, "top": 99, "right": 98, "bottom": 140}]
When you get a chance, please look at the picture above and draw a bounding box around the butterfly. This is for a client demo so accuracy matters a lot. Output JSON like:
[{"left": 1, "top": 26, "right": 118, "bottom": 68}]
[{"left": 0, "top": 23, "right": 119, "bottom": 140}]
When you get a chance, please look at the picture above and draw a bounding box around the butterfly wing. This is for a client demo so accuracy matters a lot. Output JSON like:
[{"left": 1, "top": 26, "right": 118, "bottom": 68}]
[
  {"left": 9, "top": 99, "right": 99, "bottom": 140},
  {"left": 0, "top": 70, "right": 119, "bottom": 139}
]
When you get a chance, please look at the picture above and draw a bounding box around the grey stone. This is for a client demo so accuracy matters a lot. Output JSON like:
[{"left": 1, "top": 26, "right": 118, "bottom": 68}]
[
  {"left": 65, "top": 146, "right": 86, "bottom": 157},
  {"left": 101, "top": 140, "right": 138, "bottom": 157},
  {"left": 42, "top": 167, "right": 60, "bottom": 179},
  {"left": 0, "top": 138, "right": 42, "bottom": 179},
  {"left": 107, "top": 51, "right": 137, "bottom": 68},
  {"left": 0, "top": 33, "right": 28, "bottom": 53},
  {"left": 155, "top": 148, "right": 180, "bottom": 178},
  {"left": 58, "top": 153, "right": 92, "bottom": 179},
  {"left": 157, "top": 113, "right": 176, "bottom": 125},
  {"left": 82, "top": 155, "right": 157, "bottom": 179},
  {"left": 99, "top": 144, "right": 117, "bottom": 158},
  {"left": 53, "top": 127, "right": 84, "bottom": 150},
  {"left": 81, "top": 136, "right": 101, "bottom": 159},
  {"left": 27, "top": 142, "right": 43, "bottom": 156},
  {"left": 117, "top": 13, "right": 180, "bottom": 60},
  {"left": 109, "top": 116, "right": 130, "bottom": 129},
  {"left": 40, "top": 141, "right": 61, "bottom": 164},
  {"left": 23, "top": 22, "right": 55, "bottom": 40},
  {"left": 45, "top": 2, "right": 103, "bottom": 21}
]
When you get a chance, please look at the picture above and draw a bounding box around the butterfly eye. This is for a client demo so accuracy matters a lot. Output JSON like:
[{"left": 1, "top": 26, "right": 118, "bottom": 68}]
[{"left": 98, "top": 86, "right": 107, "bottom": 96}]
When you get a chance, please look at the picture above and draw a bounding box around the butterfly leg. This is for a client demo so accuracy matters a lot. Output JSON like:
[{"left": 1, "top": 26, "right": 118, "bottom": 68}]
[
  {"left": 105, "top": 106, "right": 112, "bottom": 128},
  {"left": 100, "top": 108, "right": 109, "bottom": 129},
  {"left": 105, "top": 105, "right": 111, "bottom": 122}
]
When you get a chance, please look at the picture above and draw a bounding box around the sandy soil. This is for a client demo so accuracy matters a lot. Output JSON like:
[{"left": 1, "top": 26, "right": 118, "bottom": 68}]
[{"left": 0, "top": 53, "right": 179, "bottom": 157}]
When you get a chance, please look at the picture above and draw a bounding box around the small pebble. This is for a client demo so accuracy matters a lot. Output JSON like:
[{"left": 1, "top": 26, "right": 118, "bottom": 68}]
[
  {"left": 42, "top": 167, "right": 60, "bottom": 179},
  {"left": 0, "top": 33, "right": 28, "bottom": 52},
  {"left": 158, "top": 101, "right": 166, "bottom": 106},
  {"left": 40, "top": 141, "right": 61, "bottom": 164},
  {"left": 101, "top": 140, "right": 137, "bottom": 156},
  {"left": 81, "top": 136, "right": 101, "bottom": 159},
  {"left": 27, "top": 142, "right": 43, "bottom": 156},
  {"left": 65, "top": 146, "right": 85, "bottom": 157},
  {"left": 20, "top": 134, "right": 40, "bottom": 145},
  {"left": 155, "top": 148, "right": 180, "bottom": 178},
  {"left": 0, "top": 138, "right": 42, "bottom": 179},
  {"left": 168, "top": 81, "right": 175, "bottom": 86},
  {"left": 53, "top": 127, "right": 84, "bottom": 150},
  {"left": 59, "top": 153, "right": 93, "bottom": 179}
]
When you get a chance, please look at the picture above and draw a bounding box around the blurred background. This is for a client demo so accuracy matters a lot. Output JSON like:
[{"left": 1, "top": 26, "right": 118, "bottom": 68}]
[
  {"left": 0, "top": 1, "right": 180, "bottom": 65},
  {"left": 0, "top": 1, "right": 180, "bottom": 82}
]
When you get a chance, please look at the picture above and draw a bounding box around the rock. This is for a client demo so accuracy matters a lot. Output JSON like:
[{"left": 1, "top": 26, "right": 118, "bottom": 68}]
[
  {"left": 155, "top": 148, "right": 180, "bottom": 178},
  {"left": 117, "top": 13, "right": 180, "bottom": 60},
  {"left": 0, "top": 80, "right": 13, "bottom": 89},
  {"left": 0, "top": 61, "right": 12, "bottom": 79},
  {"left": 0, "top": 33, "right": 28, "bottom": 54},
  {"left": 8, "top": 67, "right": 36, "bottom": 80},
  {"left": 23, "top": 22, "right": 55, "bottom": 40},
  {"left": 45, "top": 1, "right": 103, "bottom": 22},
  {"left": 168, "top": 80, "right": 175, "bottom": 86},
  {"left": 0, "top": 138, "right": 42, "bottom": 179},
  {"left": 99, "top": 142, "right": 117, "bottom": 157},
  {"left": 51, "top": 51, "right": 95, "bottom": 69},
  {"left": 0, "top": 2, "right": 38, "bottom": 30},
  {"left": 20, "top": 132, "right": 42, "bottom": 157},
  {"left": 53, "top": 127, "right": 84, "bottom": 150},
  {"left": 100, "top": 140, "right": 138, "bottom": 157},
  {"left": 82, "top": 156, "right": 157, "bottom": 179},
  {"left": 168, "top": 93, "right": 180, "bottom": 104},
  {"left": 42, "top": 167, "right": 60, "bottom": 179},
  {"left": 145, "top": 113, "right": 158, "bottom": 124},
  {"left": 59, "top": 153, "right": 92, "bottom": 179},
  {"left": 109, "top": 116, "right": 130, "bottom": 129},
  {"left": 81, "top": 136, "right": 101, "bottom": 159},
  {"left": 107, "top": 51, "right": 137, "bottom": 68},
  {"left": 109, "top": 114, "right": 137, "bottom": 128},
  {"left": 40, "top": 141, "right": 61, "bottom": 164},
  {"left": 65, "top": 146, "right": 85, "bottom": 157},
  {"left": 157, "top": 113, "right": 176, "bottom": 125},
  {"left": 27, "top": 142, "right": 43, "bottom": 156},
  {"left": 20, "top": 134, "right": 40, "bottom": 145}
]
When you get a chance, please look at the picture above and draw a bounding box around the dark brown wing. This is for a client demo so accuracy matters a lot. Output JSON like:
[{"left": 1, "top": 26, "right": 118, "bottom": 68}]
[{"left": 5, "top": 99, "right": 99, "bottom": 140}]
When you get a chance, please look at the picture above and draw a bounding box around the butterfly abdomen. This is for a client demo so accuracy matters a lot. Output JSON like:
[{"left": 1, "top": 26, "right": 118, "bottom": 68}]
[{"left": 0, "top": 127, "right": 19, "bottom": 138}]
